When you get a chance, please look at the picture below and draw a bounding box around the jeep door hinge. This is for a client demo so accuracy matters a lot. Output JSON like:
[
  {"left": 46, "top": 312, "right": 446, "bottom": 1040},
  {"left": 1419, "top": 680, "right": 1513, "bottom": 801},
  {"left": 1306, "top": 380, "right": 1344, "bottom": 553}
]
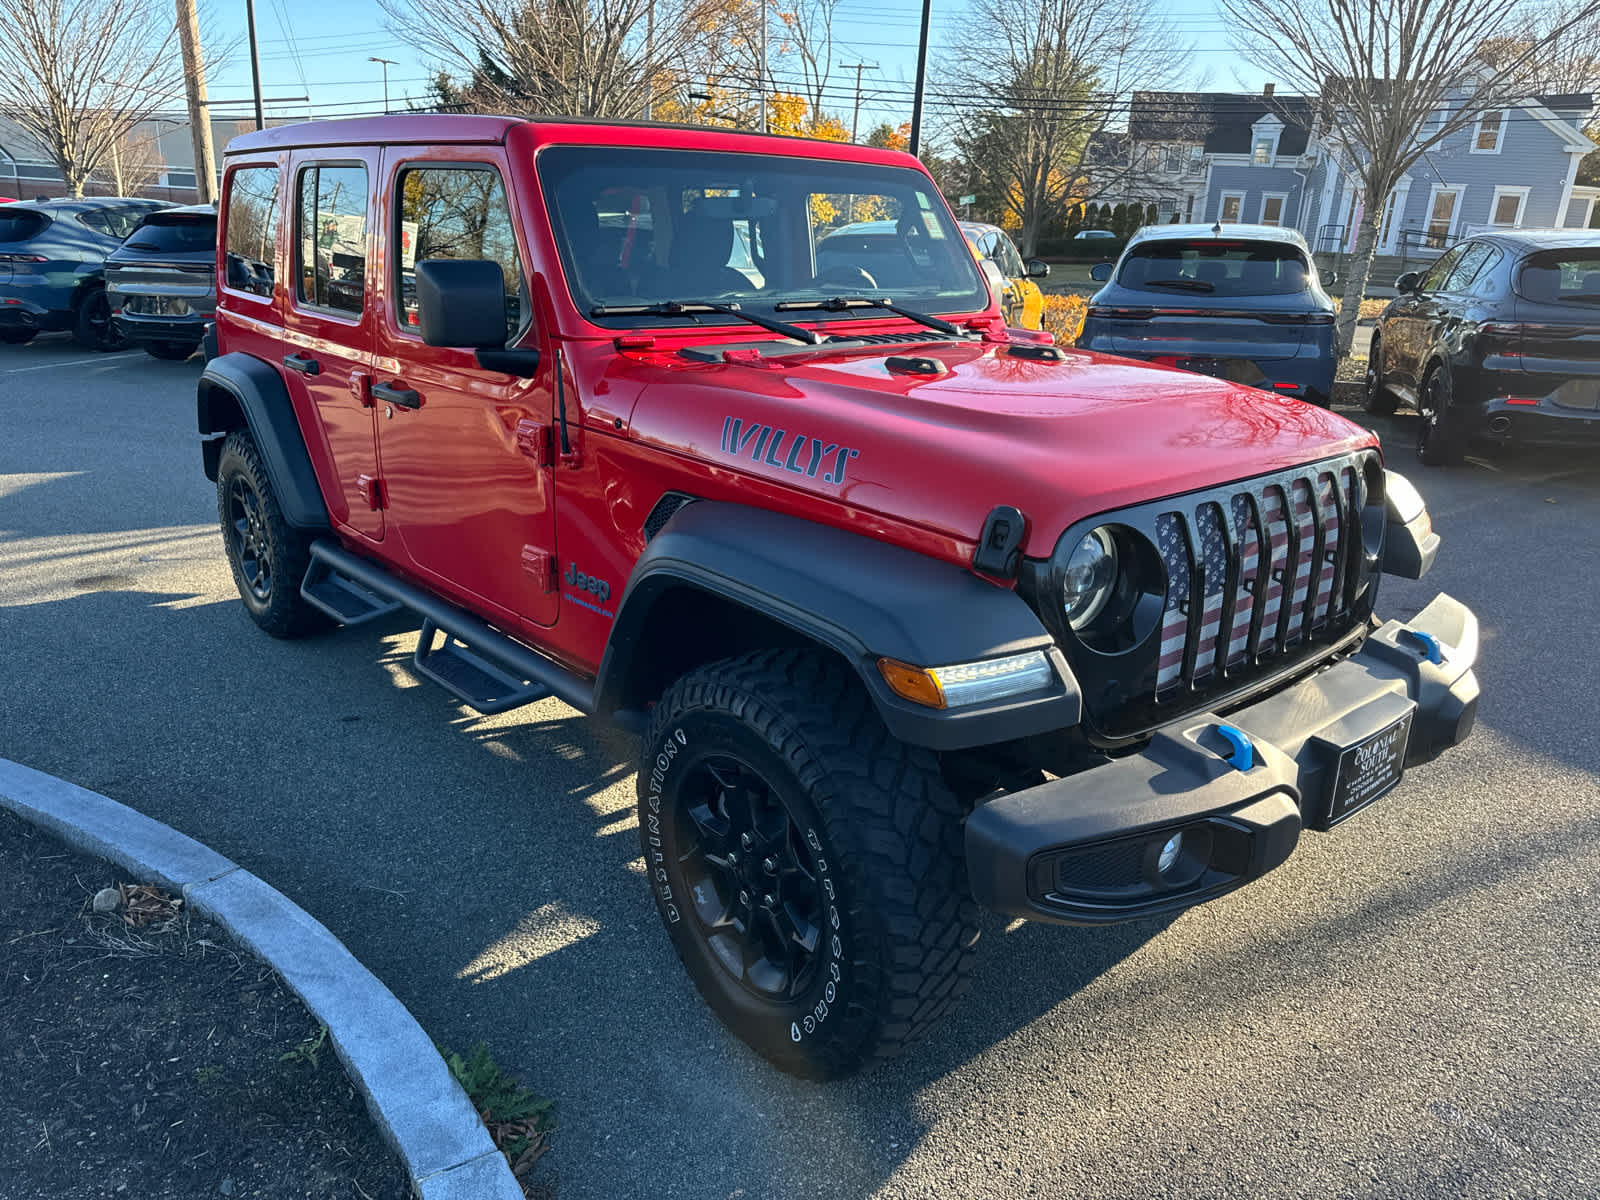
[
  {"left": 515, "top": 418, "right": 555, "bottom": 467},
  {"left": 521, "top": 545, "right": 558, "bottom": 592},
  {"left": 356, "top": 473, "right": 385, "bottom": 510},
  {"left": 349, "top": 368, "right": 373, "bottom": 407}
]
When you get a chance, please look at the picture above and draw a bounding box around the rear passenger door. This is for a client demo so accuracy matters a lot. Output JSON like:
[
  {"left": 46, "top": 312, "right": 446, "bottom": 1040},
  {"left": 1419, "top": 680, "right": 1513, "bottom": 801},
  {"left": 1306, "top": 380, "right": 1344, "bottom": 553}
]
[
  {"left": 282, "top": 150, "right": 384, "bottom": 542},
  {"left": 1388, "top": 244, "right": 1463, "bottom": 394},
  {"left": 372, "top": 152, "right": 560, "bottom": 628}
]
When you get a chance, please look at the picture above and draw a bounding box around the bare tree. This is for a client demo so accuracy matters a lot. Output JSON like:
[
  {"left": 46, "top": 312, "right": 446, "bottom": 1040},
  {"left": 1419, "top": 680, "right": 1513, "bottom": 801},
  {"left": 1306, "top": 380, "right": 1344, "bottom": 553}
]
[
  {"left": 1480, "top": 3, "right": 1600, "bottom": 95},
  {"left": 1222, "top": 0, "right": 1600, "bottom": 355},
  {"left": 384, "top": 0, "right": 746, "bottom": 120},
  {"left": 101, "top": 125, "right": 167, "bottom": 197},
  {"left": 775, "top": 0, "right": 842, "bottom": 121},
  {"left": 947, "top": 0, "right": 1186, "bottom": 256},
  {"left": 0, "top": 0, "right": 184, "bottom": 198}
]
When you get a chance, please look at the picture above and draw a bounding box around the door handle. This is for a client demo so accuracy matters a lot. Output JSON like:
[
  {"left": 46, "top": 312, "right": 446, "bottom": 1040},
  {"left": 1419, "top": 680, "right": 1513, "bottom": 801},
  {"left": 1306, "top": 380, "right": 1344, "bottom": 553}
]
[
  {"left": 282, "top": 353, "right": 320, "bottom": 375},
  {"left": 373, "top": 381, "right": 422, "bottom": 410}
]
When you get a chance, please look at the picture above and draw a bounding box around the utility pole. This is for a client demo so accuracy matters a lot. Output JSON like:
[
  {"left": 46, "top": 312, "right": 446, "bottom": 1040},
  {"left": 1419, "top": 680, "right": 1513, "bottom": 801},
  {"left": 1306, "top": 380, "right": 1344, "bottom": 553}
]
[
  {"left": 369, "top": 57, "right": 397, "bottom": 113},
  {"left": 909, "top": 0, "right": 932, "bottom": 156},
  {"left": 245, "top": 0, "right": 265, "bottom": 130},
  {"left": 175, "top": 0, "right": 217, "bottom": 204},
  {"left": 759, "top": 6, "right": 769, "bottom": 133},
  {"left": 643, "top": 0, "right": 655, "bottom": 119},
  {"left": 839, "top": 61, "right": 877, "bottom": 143}
]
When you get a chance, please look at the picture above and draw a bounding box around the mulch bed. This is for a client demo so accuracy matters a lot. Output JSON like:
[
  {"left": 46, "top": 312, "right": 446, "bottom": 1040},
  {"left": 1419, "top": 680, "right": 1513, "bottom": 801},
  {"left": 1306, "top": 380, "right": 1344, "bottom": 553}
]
[{"left": 0, "top": 807, "right": 413, "bottom": 1199}]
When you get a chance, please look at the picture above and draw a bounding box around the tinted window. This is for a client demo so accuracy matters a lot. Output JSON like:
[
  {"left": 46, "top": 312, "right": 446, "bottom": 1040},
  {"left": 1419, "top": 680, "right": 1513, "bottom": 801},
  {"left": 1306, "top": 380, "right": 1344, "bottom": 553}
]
[
  {"left": 225, "top": 167, "right": 280, "bottom": 298},
  {"left": 1516, "top": 249, "right": 1600, "bottom": 304},
  {"left": 1442, "top": 242, "right": 1494, "bottom": 291},
  {"left": 297, "top": 165, "right": 367, "bottom": 314},
  {"left": 1419, "top": 245, "right": 1464, "bottom": 292},
  {"left": 124, "top": 214, "right": 217, "bottom": 253},
  {"left": 1115, "top": 239, "right": 1312, "bottom": 297},
  {"left": 396, "top": 165, "right": 526, "bottom": 340},
  {"left": 0, "top": 210, "right": 49, "bottom": 242},
  {"left": 996, "top": 235, "right": 1025, "bottom": 278},
  {"left": 77, "top": 204, "right": 159, "bottom": 239}
]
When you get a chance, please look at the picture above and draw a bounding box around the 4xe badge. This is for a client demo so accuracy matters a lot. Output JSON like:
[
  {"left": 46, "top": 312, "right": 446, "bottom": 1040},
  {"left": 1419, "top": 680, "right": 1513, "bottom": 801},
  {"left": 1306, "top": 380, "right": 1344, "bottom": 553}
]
[{"left": 720, "top": 416, "right": 860, "bottom": 485}]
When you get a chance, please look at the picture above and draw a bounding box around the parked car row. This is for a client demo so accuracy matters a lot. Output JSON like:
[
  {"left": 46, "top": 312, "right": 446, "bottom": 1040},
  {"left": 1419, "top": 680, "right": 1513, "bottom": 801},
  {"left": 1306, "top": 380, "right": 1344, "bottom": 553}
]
[
  {"left": 0, "top": 196, "right": 217, "bottom": 359},
  {"left": 1078, "top": 222, "right": 1600, "bottom": 466}
]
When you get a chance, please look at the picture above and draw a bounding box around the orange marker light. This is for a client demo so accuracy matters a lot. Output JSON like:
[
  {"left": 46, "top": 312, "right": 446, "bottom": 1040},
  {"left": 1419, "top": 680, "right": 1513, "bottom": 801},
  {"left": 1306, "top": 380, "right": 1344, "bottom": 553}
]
[{"left": 876, "top": 658, "right": 946, "bottom": 709}]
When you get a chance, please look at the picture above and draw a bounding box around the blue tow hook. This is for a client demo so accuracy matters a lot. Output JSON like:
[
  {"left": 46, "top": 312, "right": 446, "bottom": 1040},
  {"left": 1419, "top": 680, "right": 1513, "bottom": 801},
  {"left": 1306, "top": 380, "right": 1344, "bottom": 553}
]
[
  {"left": 1216, "top": 723, "right": 1255, "bottom": 771},
  {"left": 1400, "top": 628, "right": 1444, "bottom": 664}
]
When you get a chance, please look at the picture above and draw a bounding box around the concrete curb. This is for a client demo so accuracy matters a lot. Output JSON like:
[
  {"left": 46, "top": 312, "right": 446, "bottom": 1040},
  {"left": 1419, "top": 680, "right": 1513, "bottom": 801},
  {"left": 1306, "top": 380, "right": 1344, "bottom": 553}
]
[{"left": 0, "top": 757, "right": 522, "bottom": 1200}]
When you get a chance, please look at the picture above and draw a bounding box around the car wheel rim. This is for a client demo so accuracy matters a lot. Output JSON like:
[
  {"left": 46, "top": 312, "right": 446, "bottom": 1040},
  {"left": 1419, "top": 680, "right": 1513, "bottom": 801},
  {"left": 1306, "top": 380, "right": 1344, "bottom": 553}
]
[
  {"left": 675, "top": 754, "right": 827, "bottom": 1002},
  {"left": 227, "top": 478, "right": 272, "bottom": 602},
  {"left": 87, "top": 296, "right": 110, "bottom": 341}
]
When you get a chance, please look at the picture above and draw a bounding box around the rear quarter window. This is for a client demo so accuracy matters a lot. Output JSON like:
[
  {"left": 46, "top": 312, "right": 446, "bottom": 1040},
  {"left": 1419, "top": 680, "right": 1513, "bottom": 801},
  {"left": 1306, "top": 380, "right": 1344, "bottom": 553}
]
[
  {"left": 224, "top": 166, "right": 280, "bottom": 298},
  {"left": 1116, "top": 239, "right": 1312, "bottom": 297},
  {"left": 0, "top": 210, "right": 50, "bottom": 242},
  {"left": 77, "top": 205, "right": 159, "bottom": 239}
]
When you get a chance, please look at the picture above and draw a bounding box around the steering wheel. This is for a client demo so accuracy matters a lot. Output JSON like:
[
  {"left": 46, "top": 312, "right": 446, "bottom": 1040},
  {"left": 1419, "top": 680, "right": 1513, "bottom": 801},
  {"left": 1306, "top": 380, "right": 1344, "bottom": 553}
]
[{"left": 815, "top": 265, "right": 879, "bottom": 291}]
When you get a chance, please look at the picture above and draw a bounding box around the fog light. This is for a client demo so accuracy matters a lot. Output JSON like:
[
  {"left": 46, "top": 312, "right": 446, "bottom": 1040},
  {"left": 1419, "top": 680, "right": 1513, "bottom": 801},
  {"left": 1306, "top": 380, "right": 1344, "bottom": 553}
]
[{"left": 1157, "top": 833, "right": 1183, "bottom": 875}]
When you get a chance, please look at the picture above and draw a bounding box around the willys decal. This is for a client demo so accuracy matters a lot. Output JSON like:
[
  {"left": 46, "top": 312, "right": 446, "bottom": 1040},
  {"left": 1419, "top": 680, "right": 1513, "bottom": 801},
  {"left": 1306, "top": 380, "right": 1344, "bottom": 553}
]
[{"left": 720, "top": 416, "right": 860, "bottom": 485}]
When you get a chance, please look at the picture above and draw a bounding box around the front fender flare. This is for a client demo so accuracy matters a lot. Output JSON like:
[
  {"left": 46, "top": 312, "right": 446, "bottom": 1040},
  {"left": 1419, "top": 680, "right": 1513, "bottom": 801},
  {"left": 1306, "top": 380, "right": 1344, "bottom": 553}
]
[
  {"left": 597, "top": 501, "right": 1081, "bottom": 750},
  {"left": 197, "top": 352, "right": 330, "bottom": 531}
]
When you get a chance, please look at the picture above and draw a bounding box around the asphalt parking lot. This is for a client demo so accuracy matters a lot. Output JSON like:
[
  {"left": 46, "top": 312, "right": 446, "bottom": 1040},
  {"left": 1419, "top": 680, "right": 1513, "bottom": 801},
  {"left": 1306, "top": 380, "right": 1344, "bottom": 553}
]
[{"left": 4, "top": 333, "right": 1599, "bottom": 1199}]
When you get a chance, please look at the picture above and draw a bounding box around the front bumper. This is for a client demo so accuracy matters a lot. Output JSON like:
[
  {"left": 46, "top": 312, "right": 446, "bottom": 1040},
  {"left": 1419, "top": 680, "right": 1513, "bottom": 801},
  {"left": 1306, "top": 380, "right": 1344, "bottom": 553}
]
[{"left": 966, "top": 592, "right": 1479, "bottom": 925}]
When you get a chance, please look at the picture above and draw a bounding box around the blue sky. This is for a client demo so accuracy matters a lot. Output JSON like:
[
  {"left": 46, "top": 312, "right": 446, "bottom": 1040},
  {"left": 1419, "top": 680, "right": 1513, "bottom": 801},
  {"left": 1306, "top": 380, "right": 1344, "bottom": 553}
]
[{"left": 201, "top": 0, "right": 1273, "bottom": 136}]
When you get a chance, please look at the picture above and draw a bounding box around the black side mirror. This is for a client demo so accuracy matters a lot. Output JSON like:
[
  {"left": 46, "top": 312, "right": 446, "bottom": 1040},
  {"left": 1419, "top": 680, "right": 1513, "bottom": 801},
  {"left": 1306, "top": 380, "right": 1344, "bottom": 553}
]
[
  {"left": 1026, "top": 258, "right": 1050, "bottom": 279},
  {"left": 1089, "top": 262, "right": 1113, "bottom": 282},
  {"left": 415, "top": 258, "right": 509, "bottom": 348},
  {"left": 1395, "top": 271, "right": 1421, "bottom": 294}
]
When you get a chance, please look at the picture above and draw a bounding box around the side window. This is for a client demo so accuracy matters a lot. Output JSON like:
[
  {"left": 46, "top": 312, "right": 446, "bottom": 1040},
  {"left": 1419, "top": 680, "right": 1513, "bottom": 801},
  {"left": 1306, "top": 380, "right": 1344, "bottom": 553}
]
[
  {"left": 1442, "top": 242, "right": 1493, "bottom": 291},
  {"left": 78, "top": 206, "right": 152, "bottom": 239},
  {"left": 396, "top": 165, "right": 525, "bottom": 340},
  {"left": 1419, "top": 245, "right": 1464, "bottom": 292},
  {"left": 1470, "top": 248, "right": 1504, "bottom": 295},
  {"left": 296, "top": 164, "right": 368, "bottom": 315},
  {"left": 224, "top": 166, "right": 280, "bottom": 298},
  {"left": 999, "top": 236, "right": 1025, "bottom": 278}
]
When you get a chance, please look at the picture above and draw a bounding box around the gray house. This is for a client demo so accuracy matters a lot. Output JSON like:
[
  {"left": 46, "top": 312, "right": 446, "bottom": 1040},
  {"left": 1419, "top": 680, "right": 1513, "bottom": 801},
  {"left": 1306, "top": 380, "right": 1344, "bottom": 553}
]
[{"left": 1195, "top": 88, "right": 1597, "bottom": 251}]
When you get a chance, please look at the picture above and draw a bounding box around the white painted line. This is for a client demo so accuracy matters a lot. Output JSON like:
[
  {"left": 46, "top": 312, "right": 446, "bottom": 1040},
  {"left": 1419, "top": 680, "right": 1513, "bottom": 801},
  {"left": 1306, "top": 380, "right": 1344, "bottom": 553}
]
[{"left": 1, "top": 351, "right": 143, "bottom": 374}]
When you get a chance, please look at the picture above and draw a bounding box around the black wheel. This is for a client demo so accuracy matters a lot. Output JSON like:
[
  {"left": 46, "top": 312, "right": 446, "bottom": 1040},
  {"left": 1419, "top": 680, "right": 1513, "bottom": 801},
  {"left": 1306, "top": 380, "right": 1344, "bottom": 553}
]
[
  {"left": 72, "top": 290, "right": 127, "bottom": 351},
  {"left": 145, "top": 340, "right": 199, "bottom": 361},
  {"left": 1416, "top": 364, "right": 1465, "bottom": 466},
  {"left": 216, "top": 430, "right": 328, "bottom": 638},
  {"left": 0, "top": 327, "right": 36, "bottom": 345},
  {"left": 639, "top": 650, "right": 978, "bottom": 1079},
  {"left": 1361, "top": 335, "right": 1399, "bottom": 416}
]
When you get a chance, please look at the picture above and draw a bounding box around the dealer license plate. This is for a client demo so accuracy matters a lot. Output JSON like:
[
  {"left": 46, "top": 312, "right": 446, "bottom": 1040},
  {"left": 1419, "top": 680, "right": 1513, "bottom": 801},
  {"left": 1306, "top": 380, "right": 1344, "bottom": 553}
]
[{"left": 1327, "top": 707, "right": 1415, "bottom": 826}]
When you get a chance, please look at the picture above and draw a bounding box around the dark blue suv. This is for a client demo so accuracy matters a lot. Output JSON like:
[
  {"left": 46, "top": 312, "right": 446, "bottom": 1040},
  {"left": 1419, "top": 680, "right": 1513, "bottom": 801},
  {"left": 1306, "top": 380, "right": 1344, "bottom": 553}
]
[
  {"left": 0, "top": 197, "right": 169, "bottom": 349},
  {"left": 1076, "top": 223, "right": 1337, "bottom": 407}
]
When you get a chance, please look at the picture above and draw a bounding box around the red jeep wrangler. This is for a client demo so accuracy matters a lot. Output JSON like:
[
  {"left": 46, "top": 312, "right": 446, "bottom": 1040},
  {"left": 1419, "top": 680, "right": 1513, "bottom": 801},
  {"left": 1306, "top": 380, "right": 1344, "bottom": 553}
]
[{"left": 198, "top": 115, "right": 1479, "bottom": 1079}]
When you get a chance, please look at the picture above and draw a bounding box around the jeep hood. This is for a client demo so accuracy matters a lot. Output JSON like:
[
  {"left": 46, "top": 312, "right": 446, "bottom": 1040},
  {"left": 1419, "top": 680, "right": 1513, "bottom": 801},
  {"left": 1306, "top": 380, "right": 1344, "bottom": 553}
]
[{"left": 622, "top": 340, "right": 1377, "bottom": 557}]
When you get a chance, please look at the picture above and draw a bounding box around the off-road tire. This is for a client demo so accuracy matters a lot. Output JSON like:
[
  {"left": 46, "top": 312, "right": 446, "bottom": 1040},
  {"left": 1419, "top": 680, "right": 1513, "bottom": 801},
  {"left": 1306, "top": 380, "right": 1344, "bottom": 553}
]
[
  {"left": 639, "top": 649, "right": 979, "bottom": 1080},
  {"left": 1416, "top": 364, "right": 1465, "bottom": 466},
  {"left": 145, "top": 340, "right": 199, "bottom": 361},
  {"left": 1362, "top": 335, "right": 1399, "bottom": 416},
  {"left": 215, "top": 430, "right": 328, "bottom": 638},
  {"left": 72, "top": 289, "right": 127, "bottom": 351},
  {"left": 0, "top": 328, "right": 36, "bottom": 345}
]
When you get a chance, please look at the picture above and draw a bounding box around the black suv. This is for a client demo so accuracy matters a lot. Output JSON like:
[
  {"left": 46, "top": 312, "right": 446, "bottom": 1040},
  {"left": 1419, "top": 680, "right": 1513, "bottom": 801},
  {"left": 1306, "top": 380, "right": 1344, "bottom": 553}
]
[
  {"left": 1364, "top": 230, "right": 1600, "bottom": 465},
  {"left": 106, "top": 205, "right": 217, "bottom": 361}
]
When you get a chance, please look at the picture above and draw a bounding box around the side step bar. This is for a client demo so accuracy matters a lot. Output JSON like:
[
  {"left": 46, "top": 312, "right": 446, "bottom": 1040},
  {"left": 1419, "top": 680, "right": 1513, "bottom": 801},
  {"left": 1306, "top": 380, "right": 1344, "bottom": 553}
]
[{"left": 303, "top": 540, "right": 595, "bottom": 716}]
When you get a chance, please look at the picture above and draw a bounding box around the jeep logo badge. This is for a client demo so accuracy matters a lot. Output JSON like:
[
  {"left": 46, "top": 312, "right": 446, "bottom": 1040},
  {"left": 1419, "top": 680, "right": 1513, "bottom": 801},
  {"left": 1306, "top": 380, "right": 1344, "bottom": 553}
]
[{"left": 565, "top": 562, "right": 611, "bottom": 604}]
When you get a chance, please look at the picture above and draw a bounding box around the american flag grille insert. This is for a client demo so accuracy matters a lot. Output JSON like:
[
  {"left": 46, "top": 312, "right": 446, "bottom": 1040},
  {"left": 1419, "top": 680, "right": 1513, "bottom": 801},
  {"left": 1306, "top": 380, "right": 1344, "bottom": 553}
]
[{"left": 1154, "top": 458, "right": 1364, "bottom": 695}]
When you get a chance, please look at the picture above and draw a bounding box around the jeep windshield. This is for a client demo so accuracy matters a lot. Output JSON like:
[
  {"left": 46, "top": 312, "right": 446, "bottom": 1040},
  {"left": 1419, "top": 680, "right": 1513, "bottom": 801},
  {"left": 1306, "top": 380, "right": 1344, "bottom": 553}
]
[
  {"left": 1116, "top": 239, "right": 1314, "bottom": 298},
  {"left": 538, "top": 146, "right": 989, "bottom": 329}
]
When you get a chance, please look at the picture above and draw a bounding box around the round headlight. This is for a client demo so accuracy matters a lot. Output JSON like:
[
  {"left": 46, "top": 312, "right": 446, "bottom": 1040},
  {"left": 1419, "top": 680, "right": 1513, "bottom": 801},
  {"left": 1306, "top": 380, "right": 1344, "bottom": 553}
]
[{"left": 1061, "top": 527, "right": 1118, "bottom": 629}]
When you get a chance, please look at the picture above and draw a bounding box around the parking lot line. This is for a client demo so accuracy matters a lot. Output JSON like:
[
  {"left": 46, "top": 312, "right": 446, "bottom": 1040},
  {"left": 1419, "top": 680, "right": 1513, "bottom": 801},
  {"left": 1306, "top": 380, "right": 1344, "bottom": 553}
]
[{"left": 2, "top": 352, "right": 144, "bottom": 374}]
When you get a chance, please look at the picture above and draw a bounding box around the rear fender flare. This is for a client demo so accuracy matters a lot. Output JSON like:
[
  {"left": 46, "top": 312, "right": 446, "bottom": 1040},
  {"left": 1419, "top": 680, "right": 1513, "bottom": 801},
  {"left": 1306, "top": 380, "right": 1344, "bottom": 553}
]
[
  {"left": 197, "top": 352, "right": 329, "bottom": 531},
  {"left": 597, "top": 501, "right": 1081, "bottom": 750}
]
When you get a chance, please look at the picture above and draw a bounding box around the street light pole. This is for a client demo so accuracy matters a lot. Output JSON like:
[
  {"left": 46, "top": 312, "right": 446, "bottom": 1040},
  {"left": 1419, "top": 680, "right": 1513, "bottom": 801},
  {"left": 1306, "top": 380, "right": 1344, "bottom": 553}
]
[
  {"left": 909, "top": 0, "right": 932, "bottom": 156},
  {"left": 369, "top": 57, "right": 397, "bottom": 113},
  {"left": 244, "top": 0, "right": 264, "bottom": 130}
]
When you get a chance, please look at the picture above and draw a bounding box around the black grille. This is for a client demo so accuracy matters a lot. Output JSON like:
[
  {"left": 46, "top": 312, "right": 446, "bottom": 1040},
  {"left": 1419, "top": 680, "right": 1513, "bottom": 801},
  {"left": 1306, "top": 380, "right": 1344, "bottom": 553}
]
[{"left": 824, "top": 331, "right": 939, "bottom": 346}]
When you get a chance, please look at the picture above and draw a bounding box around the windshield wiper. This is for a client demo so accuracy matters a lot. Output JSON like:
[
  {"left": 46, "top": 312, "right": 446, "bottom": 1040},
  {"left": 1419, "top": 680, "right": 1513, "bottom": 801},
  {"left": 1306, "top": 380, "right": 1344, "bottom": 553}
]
[
  {"left": 773, "top": 296, "right": 968, "bottom": 337},
  {"left": 590, "top": 300, "right": 821, "bottom": 345},
  {"left": 1143, "top": 278, "right": 1215, "bottom": 292}
]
